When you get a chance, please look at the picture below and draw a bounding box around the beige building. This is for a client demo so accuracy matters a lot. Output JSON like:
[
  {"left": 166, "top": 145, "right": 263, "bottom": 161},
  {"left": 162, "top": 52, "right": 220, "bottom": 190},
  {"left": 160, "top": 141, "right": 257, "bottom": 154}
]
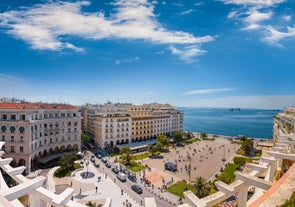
[
  {"left": 82, "top": 102, "right": 183, "bottom": 147},
  {"left": 273, "top": 107, "right": 295, "bottom": 146},
  {"left": 0, "top": 101, "right": 81, "bottom": 173}
]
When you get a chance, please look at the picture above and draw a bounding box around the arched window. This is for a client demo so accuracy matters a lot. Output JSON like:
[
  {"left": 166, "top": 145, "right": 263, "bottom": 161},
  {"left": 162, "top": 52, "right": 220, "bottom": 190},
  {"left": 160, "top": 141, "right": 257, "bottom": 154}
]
[
  {"left": 19, "top": 126, "right": 25, "bottom": 133},
  {"left": 1, "top": 125, "right": 6, "bottom": 132},
  {"left": 10, "top": 126, "right": 16, "bottom": 133}
]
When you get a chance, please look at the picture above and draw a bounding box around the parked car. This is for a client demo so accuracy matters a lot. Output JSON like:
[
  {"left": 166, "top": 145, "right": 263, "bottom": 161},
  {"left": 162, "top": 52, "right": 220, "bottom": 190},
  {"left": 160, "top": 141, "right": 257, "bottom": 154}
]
[
  {"left": 101, "top": 158, "right": 107, "bottom": 163},
  {"left": 90, "top": 157, "right": 95, "bottom": 162},
  {"left": 131, "top": 185, "right": 143, "bottom": 194},
  {"left": 112, "top": 167, "right": 119, "bottom": 174},
  {"left": 97, "top": 154, "right": 102, "bottom": 159},
  {"left": 105, "top": 162, "right": 111, "bottom": 168},
  {"left": 94, "top": 162, "right": 100, "bottom": 167},
  {"left": 117, "top": 172, "right": 127, "bottom": 182}
]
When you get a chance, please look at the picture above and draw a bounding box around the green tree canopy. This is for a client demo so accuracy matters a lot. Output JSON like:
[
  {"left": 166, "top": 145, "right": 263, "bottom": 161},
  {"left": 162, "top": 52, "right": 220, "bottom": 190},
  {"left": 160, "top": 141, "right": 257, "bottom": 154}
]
[
  {"left": 200, "top": 133, "right": 207, "bottom": 139},
  {"left": 120, "top": 146, "right": 132, "bottom": 166},
  {"left": 59, "top": 152, "right": 77, "bottom": 171},
  {"left": 157, "top": 134, "right": 169, "bottom": 147},
  {"left": 173, "top": 131, "right": 183, "bottom": 145},
  {"left": 81, "top": 133, "right": 92, "bottom": 143},
  {"left": 192, "top": 176, "right": 211, "bottom": 198},
  {"left": 184, "top": 131, "right": 193, "bottom": 140},
  {"left": 241, "top": 138, "right": 254, "bottom": 156}
]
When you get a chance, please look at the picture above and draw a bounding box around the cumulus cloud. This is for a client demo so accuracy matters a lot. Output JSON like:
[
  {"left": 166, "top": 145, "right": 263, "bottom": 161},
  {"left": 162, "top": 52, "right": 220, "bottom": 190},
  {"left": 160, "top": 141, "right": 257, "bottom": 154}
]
[
  {"left": 179, "top": 9, "right": 194, "bottom": 16},
  {"left": 169, "top": 45, "right": 207, "bottom": 63},
  {"left": 221, "top": 0, "right": 295, "bottom": 45},
  {"left": 184, "top": 88, "right": 234, "bottom": 95},
  {"left": 114, "top": 56, "right": 140, "bottom": 64},
  {"left": 0, "top": 0, "right": 213, "bottom": 61}
]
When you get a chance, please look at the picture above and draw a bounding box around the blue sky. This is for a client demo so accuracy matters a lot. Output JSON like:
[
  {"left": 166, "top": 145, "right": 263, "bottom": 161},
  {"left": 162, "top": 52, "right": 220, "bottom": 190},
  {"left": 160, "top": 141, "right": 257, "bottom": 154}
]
[{"left": 0, "top": 0, "right": 295, "bottom": 109}]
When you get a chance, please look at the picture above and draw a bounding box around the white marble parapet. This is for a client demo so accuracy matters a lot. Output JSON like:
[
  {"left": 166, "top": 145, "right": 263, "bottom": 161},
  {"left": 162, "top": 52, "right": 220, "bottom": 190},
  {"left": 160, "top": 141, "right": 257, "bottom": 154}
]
[
  {"left": 234, "top": 172, "right": 273, "bottom": 190},
  {"left": 215, "top": 181, "right": 235, "bottom": 194},
  {"left": 2, "top": 176, "right": 45, "bottom": 201},
  {"left": 52, "top": 188, "right": 75, "bottom": 205}
]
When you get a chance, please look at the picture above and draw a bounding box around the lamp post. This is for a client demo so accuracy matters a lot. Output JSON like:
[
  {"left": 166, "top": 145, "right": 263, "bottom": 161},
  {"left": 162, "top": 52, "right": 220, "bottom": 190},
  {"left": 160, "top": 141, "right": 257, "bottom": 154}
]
[
  {"left": 222, "top": 144, "right": 226, "bottom": 165},
  {"left": 85, "top": 160, "right": 89, "bottom": 177},
  {"left": 188, "top": 155, "right": 192, "bottom": 184}
]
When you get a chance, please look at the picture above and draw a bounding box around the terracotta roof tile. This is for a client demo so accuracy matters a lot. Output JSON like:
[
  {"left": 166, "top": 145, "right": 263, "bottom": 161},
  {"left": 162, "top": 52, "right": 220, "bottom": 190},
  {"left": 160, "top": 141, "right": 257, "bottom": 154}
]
[{"left": 0, "top": 102, "right": 78, "bottom": 110}]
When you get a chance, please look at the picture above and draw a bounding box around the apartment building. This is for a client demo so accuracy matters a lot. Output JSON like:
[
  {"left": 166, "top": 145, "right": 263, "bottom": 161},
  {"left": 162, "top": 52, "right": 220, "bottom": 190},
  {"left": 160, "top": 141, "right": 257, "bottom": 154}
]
[
  {"left": 82, "top": 102, "right": 183, "bottom": 147},
  {"left": 0, "top": 101, "right": 81, "bottom": 173},
  {"left": 273, "top": 107, "right": 295, "bottom": 146}
]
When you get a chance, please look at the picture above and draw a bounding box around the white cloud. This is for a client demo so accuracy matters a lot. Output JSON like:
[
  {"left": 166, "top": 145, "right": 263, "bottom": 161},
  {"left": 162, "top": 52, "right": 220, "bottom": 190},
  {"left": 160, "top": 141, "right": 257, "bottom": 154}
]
[
  {"left": 179, "top": 9, "right": 194, "bottom": 16},
  {"left": 184, "top": 88, "right": 234, "bottom": 95},
  {"left": 244, "top": 9, "right": 272, "bottom": 23},
  {"left": 0, "top": 73, "right": 23, "bottom": 81},
  {"left": 221, "top": 0, "right": 285, "bottom": 6},
  {"left": 263, "top": 25, "right": 295, "bottom": 46},
  {"left": 221, "top": 0, "right": 295, "bottom": 46},
  {"left": 282, "top": 15, "right": 291, "bottom": 22},
  {"left": 115, "top": 57, "right": 140, "bottom": 64},
  {"left": 0, "top": 0, "right": 213, "bottom": 61},
  {"left": 194, "top": 2, "right": 204, "bottom": 6},
  {"left": 169, "top": 45, "right": 207, "bottom": 63}
]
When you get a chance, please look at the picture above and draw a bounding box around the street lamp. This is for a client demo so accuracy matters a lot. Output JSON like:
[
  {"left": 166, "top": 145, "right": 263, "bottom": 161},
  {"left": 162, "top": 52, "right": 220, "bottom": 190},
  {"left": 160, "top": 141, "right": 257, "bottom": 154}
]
[
  {"left": 187, "top": 155, "right": 192, "bottom": 184},
  {"left": 222, "top": 144, "right": 226, "bottom": 165},
  {"left": 85, "top": 160, "right": 89, "bottom": 177}
]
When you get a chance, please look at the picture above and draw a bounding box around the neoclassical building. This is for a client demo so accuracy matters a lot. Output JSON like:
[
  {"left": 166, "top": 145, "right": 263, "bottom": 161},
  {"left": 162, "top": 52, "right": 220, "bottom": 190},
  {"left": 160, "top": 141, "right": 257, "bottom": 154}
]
[
  {"left": 0, "top": 102, "right": 81, "bottom": 173},
  {"left": 82, "top": 102, "right": 183, "bottom": 147}
]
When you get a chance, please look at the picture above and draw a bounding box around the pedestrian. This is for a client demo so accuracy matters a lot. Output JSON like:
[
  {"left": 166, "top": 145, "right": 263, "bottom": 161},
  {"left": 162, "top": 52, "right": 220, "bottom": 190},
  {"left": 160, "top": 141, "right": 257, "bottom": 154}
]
[
  {"left": 95, "top": 186, "right": 98, "bottom": 193},
  {"left": 79, "top": 188, "right": 81, "bottom": 194},
  {"left": 121, "top": 189, "right": 123, "bottom": 195},
  {"left": 70, "top": 181, "right": 72, "bottom": 186}
]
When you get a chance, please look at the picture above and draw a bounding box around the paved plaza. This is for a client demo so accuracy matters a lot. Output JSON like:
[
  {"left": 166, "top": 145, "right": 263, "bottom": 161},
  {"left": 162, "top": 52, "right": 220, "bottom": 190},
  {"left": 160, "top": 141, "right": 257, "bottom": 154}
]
[{"left": 143, "top": 139, "right": 238, "bottom": 187}]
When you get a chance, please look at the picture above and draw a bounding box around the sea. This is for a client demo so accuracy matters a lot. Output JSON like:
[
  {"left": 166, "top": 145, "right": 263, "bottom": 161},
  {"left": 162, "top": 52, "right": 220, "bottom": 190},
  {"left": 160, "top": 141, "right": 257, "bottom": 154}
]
[{"left": 180, "top": 107, "right": 281, "bottom": 139}]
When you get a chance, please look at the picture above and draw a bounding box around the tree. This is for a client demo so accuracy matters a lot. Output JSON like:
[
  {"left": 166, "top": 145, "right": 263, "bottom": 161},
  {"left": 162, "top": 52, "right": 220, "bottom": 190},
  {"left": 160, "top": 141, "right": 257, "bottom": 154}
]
[
  {"left": 157, "top": 134, "right": 169, "bottom": 148},
  {"left": 192, "top": 176, "right": 211, "bottom": 198},
  {"left": 184, "top": 131, "right": 193, "bottom": 140},
  {"left": 200, "top": 133, "right": 207, "bottom": 139},
  {"left": 241, "top": 138, "right": 254, "bottom": 156},
  {"left": 59, "top": 152, "right": 77, "bottom": 171},
  {"left": 148, "top": 143, "right": 163, "bottom": 156},
  {"left": 120, "top": 146, "right": 132, "bottom": 166},
  {"left": 173, "top": 131, "right": 183, "bottom": 145},
  {"left": 81, "top": 133, "right": 91, "bottom": 144},
  {"left": 148, "top": 144, "right": 157, "bottom": 156}
]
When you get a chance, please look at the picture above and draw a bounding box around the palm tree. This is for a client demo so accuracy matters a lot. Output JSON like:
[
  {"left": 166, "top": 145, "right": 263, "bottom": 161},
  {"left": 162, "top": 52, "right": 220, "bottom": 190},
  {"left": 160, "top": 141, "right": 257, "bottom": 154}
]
[
  {"left": 192, "top": 176, "right": 211, "bottom": 198},
  {"left": 120, "top": 146, "right": 132, "bottom": 166}
]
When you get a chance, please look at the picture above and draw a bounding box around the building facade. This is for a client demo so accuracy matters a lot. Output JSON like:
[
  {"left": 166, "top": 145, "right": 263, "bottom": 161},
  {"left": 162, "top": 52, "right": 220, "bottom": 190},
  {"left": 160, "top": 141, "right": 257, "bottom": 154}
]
[
  {"left": 0, "top": 102, "right": 81, "bottom": 173},
  {"left": 273, "top": 107, "right": 295, "bottom": 146},
  {"left": 82, "top": 102, "right": 183, "bottom": 147}
]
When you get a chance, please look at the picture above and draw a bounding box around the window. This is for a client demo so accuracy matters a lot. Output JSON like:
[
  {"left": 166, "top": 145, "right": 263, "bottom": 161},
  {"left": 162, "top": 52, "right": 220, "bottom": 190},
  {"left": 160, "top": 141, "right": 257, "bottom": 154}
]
[
  {"left": 10, "top": 146, "right": 14, "bottom": 153},
  {"left": 21, "top": 114, "right": 25, "bottom": 120},
  {"left": 10, "top": 126, "right": 16, "bottom": 133},
  {"left": 2, "top": 114, "right": 7, "bottom": 120},
  {"left": 2, "top": 135, "right": 5, "bottom": 141},
  {"left": 11, "top": 115, "right": 16, "bottom": 120},
  {"left": 20, "top": 146, "right": 23, "bottom": 153},
  {"left": 19, "top": 126, "right": 25, "bottom": 133},
  {"left": 11, "top": 136, "right": 14, "bottom": 142},
  {"left": 1, "top": 125, "right": 6, "bottom": 132},
  {"left": 20, "top": 136, "right": 23, "bottom": 143}
]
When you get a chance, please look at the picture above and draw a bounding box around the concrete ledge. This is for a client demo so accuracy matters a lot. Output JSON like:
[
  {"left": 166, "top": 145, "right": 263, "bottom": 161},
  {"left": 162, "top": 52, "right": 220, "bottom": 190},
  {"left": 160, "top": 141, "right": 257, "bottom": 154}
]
[
  {"left": 235, "top": 172, "right": 273, "bottom": 190},
  {"left": 3, "top": 176, "right": 45, "bottom": 201},
  {"left": 215, "top": 181, "right": 235, "bottom": 194},
  {"left": 183, "top": 190, "right": 206, "bottom": 207},
  {"left": 248, "top": 163, "right": 268, "bottom": 172},
  {"left": 6, "top": 166, "right": 26, "bottom": 176},
  {"left": 0, "top": 158, "right": 13, "bottom": 165},
  {"left": 52, "top": 188, "right": 75, "bottom": 205}
]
